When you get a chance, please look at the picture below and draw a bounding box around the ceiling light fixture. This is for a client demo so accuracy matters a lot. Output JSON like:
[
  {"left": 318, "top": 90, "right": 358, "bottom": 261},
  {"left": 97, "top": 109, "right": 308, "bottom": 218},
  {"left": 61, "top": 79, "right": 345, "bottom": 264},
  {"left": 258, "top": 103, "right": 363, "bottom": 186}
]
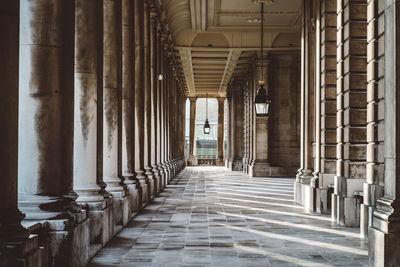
[
  {"left": 245, "top": 18, "right": 261, "bottom": 24},
  {"left": 252, "top": 0, "right": 274, "bottom": 3}
]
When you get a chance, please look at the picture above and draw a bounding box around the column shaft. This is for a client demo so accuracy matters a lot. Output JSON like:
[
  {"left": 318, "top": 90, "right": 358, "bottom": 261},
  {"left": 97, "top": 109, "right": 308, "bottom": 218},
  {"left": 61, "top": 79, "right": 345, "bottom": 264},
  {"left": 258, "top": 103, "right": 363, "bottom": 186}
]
[
  {"left": 217, "top": 98, "right": 225, "bottom": 165},
  {"left": 73, "top": 0, "right": 104, "bottom": 203},
  {"left": 143, "top": 3, "right": 155, "bottom": 195},
  {"left": 228, "top": 83, "right": 244, "bottom": 171},
  {"left": 122, "top": 0, "right": 141, "bottom": 211},
  {"left": 150, "top": 13, "right": 160, "bottom": 190},
  {"left": 188, "top": 98, "right": 198, "bottom": 165},
  {"left": 134, "top": 0, "right": 149, "bottom": 203},
  {"left": 19, "top": 0, "right": 78, "bottom": 219},
  {"left": 102, "top": 0, "right": 126, "bottom": 196},
  {"left": 0, "top": 0, "right": 30, "bottom": 241},
  {"left": 294, "top": 0, "right": 316, "bottom": 207}
]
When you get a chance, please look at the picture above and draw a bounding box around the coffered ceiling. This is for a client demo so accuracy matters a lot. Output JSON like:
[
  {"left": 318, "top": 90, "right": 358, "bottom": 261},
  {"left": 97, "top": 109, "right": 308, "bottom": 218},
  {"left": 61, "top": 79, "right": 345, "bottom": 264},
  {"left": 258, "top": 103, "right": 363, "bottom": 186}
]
[{"left": 160, "top": 0, "right": 302, "bottom": 98}]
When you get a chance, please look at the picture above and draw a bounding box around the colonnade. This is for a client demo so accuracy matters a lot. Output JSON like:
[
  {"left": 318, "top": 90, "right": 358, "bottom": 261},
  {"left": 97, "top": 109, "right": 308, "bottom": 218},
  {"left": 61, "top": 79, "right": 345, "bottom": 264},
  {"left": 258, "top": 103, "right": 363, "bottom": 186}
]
[
  {"left": 294, "top": 0, "right": 400, "bottom": 265},
  {"left": 0, "top": 0, "right": 186, "bottom": 266}
]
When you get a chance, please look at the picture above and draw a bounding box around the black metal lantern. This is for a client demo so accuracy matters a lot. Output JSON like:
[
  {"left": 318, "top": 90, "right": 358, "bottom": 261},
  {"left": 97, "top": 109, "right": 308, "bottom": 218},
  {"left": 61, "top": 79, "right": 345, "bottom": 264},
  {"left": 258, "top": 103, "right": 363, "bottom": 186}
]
[
  {"left": 255, "top": 80, "right": 271, "bottom": 116},
  {"left": 204, "top": 119, "right": 211, "bottom": 134},
  {"left": 254, "top": 2, "right": 271, "bottom": 117},
  {"left": 203, "top": 93, "right": 210, "bottom": 134}
]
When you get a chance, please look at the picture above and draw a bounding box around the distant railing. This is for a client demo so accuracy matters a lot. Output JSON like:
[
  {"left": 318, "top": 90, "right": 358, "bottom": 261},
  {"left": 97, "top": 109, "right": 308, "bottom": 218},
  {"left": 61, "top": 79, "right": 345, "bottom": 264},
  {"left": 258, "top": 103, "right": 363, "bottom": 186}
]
[{"left": 198, "top": 159, "right": 216, "bottom": 165}]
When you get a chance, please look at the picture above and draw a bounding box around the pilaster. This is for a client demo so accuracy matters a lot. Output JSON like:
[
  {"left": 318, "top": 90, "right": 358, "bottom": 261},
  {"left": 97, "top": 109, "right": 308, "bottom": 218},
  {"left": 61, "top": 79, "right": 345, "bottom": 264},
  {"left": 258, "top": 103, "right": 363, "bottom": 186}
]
[
  {"left": 188, "top": 97, "right": 198, "bottom": 165},
  {"left": 295, "top": 0, "right": 314, "bottom": 207},
  {"left": 368, "top": 1, "right": 400, "bottom": 265},
  {"left": 217, "top": 97, "right": 225, "bottom": 166},
  {"left": 227, "top": 82, "right": 244, "bottom": 171},
  {"left": 334, "top": 0, "right": 368, "bottom": 227},
  {"left": 313, "top": 0, "right": 338, "bottom": 214}
]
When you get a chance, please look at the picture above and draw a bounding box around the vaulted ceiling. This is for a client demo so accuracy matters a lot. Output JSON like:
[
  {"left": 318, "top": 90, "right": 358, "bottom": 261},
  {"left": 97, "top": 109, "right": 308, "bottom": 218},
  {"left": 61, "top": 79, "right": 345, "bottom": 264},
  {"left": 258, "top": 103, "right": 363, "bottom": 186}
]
[{"left": 161, "top": 0, "right": 302, "bottom": 97}]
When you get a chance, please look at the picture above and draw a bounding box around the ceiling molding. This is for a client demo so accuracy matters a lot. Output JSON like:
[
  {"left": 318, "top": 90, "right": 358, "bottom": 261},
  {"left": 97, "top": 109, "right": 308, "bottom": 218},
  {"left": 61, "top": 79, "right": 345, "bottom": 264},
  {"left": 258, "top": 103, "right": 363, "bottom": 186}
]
[
  {"left": 189, "top": 0, "right": 207, "bottom": 32},
  {"left": 218, "top": 50, "right": 241, "bottom": 97},
  {"left": 178, "top": 49, "right": 196, "bottom": 96}
]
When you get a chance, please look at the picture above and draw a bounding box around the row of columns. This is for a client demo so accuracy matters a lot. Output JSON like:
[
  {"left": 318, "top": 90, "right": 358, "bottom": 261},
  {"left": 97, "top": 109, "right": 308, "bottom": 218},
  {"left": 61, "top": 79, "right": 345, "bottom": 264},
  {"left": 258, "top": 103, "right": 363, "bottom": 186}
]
[
  {"left": 295, "top": 0, "right": 400, "bottom": 265},
  {"left": 0, "top": 0, "right": 186, "bottom": 266}
]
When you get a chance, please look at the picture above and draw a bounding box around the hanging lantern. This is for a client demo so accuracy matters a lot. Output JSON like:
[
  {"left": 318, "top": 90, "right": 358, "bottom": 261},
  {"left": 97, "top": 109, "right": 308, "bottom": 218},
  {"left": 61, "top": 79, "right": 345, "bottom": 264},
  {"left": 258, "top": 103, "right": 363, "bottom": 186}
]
[
  {"left": 254, "top": 80, "right": 271, "bottom": 116},
  {"left": 203, "top": 93, "right": 210, "bottom": 134},
  {"left": 254, "top": 2, "right": 272, "bottom": 117},
  {"left": 204, "top": 119, "right": 211, "bottom": 134}
]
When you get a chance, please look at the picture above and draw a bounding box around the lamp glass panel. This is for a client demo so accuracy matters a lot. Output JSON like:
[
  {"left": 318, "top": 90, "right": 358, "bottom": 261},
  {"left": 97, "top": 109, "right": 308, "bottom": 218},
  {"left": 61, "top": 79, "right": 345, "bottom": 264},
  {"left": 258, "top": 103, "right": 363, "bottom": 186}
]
[{"left": 255, "top": 103, "right": 269, "bottom": 116}]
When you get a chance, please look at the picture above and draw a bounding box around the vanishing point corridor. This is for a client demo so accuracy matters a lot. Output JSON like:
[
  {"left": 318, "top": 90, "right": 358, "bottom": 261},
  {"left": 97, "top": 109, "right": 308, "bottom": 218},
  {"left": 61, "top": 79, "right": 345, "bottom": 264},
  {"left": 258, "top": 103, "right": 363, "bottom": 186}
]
[{"left": 89, "top": 167, "right": 368, "bottom": 267}]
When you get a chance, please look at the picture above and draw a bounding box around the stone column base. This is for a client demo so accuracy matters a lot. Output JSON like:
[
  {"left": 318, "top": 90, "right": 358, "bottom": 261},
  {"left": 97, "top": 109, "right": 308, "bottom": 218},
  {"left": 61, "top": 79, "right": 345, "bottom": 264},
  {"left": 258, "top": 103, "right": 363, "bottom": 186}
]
[
  {"left": 112, "top": 195, "right": 132, "bottom": 234},
  {"left": 42, "top": 211, "right": 90, "bottom": 266},
  {"left": 314, "top": 187, "right": 333, "bottom": 214},
  {"left": 126, "top": 184, "right": 141, "bottom": 213},
  {"left": 294, "top": 181, "right": 313, "bottom": 210},
  {"left": 82, "top": 198, "right": 114, "bottom": 257},
  {"left": 228, "top": 160, "right": 243, "bottom": 171},
  {"left": 216, "top": 159, "right": 224, "bottom": 166},
  {"left": 0, "top": 235, "right": 43, "bottom": 267},
  {"left": 369, "top": 226, "right": 400, "bottom": 267},
  {"left": 332, "top": 194, "right": 361, "bottom": 227},
  {"left": 139, "top": 181, "right": 149, "bottom": 206}
]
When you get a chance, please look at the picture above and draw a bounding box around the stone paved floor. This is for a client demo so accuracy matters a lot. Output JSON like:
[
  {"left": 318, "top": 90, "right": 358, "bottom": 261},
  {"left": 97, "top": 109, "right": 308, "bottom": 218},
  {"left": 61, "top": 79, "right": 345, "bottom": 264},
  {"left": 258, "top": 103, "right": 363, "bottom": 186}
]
[{"left": 89, "top": 167, "right": 368, "bottom": 267}]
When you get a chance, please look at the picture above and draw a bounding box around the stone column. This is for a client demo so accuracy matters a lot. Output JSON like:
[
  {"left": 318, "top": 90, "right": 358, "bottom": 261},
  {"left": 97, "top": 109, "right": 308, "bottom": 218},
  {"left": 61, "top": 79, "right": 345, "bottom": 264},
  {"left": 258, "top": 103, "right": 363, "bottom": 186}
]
[
  {"left": 18, "top": 0, "right": 79, "bottom": 220},
  {"left": 188, "top": 97, "right": 198, "bottom": 165},
  {"left": 360, "top": 0, "right": 385, "bottom": 237},
  {"left": 333, "top": 0, "right": 367, "bottom": 227},
  {"left": 102, "top": 0, "right": 126, "bottom": 195},
  {"left": 160, "top": 41, "right": 169, "bottom": 185},
  {"left": 134, "top": 0, "right": 150, "bottom": 205},
  {"left": 170, "top": 77, "right": 177, "bottom": 172},
  {"left": 312, "top": 0, "right": 338, "bottom": 214},
  {"left": 122, "top": 0, "right": 141, "bottom": 212},
  {"left": 165, "top": 60, "right": 173, "bottom": 181},
  {"left": 73, "top": 0, "right": 106, "bottom": 204},
  {"left": 171, "top": 76, "right": 178, "bottom": 174},
  {"left": 0, "top": 3, "right": 40, "bottom": 265},
  {"left": 227, "top": 90, "right": 234, "bottom": 167},
  {"left": 150, "top": 12, "right": 161, "bottom": 194},
  {"left": 248, "top": 69, "right": 255, "bottom": 172},
  {"left": 217, "top": 97, "right": 225, "bottom": 165},
  {"left": 156, "top": 25, "right": 166, "bottom": 190},
  {"left": 73, "top": 0, "right": 117, "bottom": 250},
  {"left": 369, "top": 2, "right": 400, "bottom": 264},
  {"left": 295, "top": 0, "right": 315, "bottom": 207},
  {"left": 228, "top": 82, "right": 244, "bottom": 171},
  {"left": 311, "top": 0, "right": 322, "bottom": 213},
  {"left": 143, "top": 2, "right": 155, "bottom": 198},
  {"left": 242, "top": 82, "right": 249, "bottom": 173}
]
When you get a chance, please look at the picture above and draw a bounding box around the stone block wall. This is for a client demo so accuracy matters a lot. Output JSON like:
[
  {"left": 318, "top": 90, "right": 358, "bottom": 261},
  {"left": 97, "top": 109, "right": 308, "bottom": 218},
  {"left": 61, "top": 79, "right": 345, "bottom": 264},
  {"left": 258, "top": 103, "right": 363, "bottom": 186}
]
[{"left": 269, "top": 54, "right": 301, "bottom": 168}]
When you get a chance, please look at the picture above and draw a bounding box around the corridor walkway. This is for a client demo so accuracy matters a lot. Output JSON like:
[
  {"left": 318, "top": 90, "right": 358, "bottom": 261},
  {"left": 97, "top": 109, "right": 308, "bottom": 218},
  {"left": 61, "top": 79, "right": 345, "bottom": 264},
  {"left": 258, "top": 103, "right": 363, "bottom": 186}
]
[{"left": 89, "top": 167, "right": 368, "bottom": 267}]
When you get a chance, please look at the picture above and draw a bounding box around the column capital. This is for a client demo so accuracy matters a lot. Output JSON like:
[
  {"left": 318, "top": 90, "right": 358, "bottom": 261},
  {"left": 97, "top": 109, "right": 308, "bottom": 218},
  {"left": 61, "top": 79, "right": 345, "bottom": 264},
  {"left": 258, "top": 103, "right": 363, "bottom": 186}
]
[
  {"left": 217, "top": 97, "right": 226, "bottom": 103},
  {"left": 189, "top": 97, "right": 197, "bottom": 102}
]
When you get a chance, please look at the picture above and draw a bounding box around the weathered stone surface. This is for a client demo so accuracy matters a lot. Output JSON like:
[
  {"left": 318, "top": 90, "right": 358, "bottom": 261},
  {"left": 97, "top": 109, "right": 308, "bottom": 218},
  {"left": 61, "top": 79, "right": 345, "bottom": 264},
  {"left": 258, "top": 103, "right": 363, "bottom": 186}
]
[{"left": 89, "top": 167, "right": 368, "bottom": 267}]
